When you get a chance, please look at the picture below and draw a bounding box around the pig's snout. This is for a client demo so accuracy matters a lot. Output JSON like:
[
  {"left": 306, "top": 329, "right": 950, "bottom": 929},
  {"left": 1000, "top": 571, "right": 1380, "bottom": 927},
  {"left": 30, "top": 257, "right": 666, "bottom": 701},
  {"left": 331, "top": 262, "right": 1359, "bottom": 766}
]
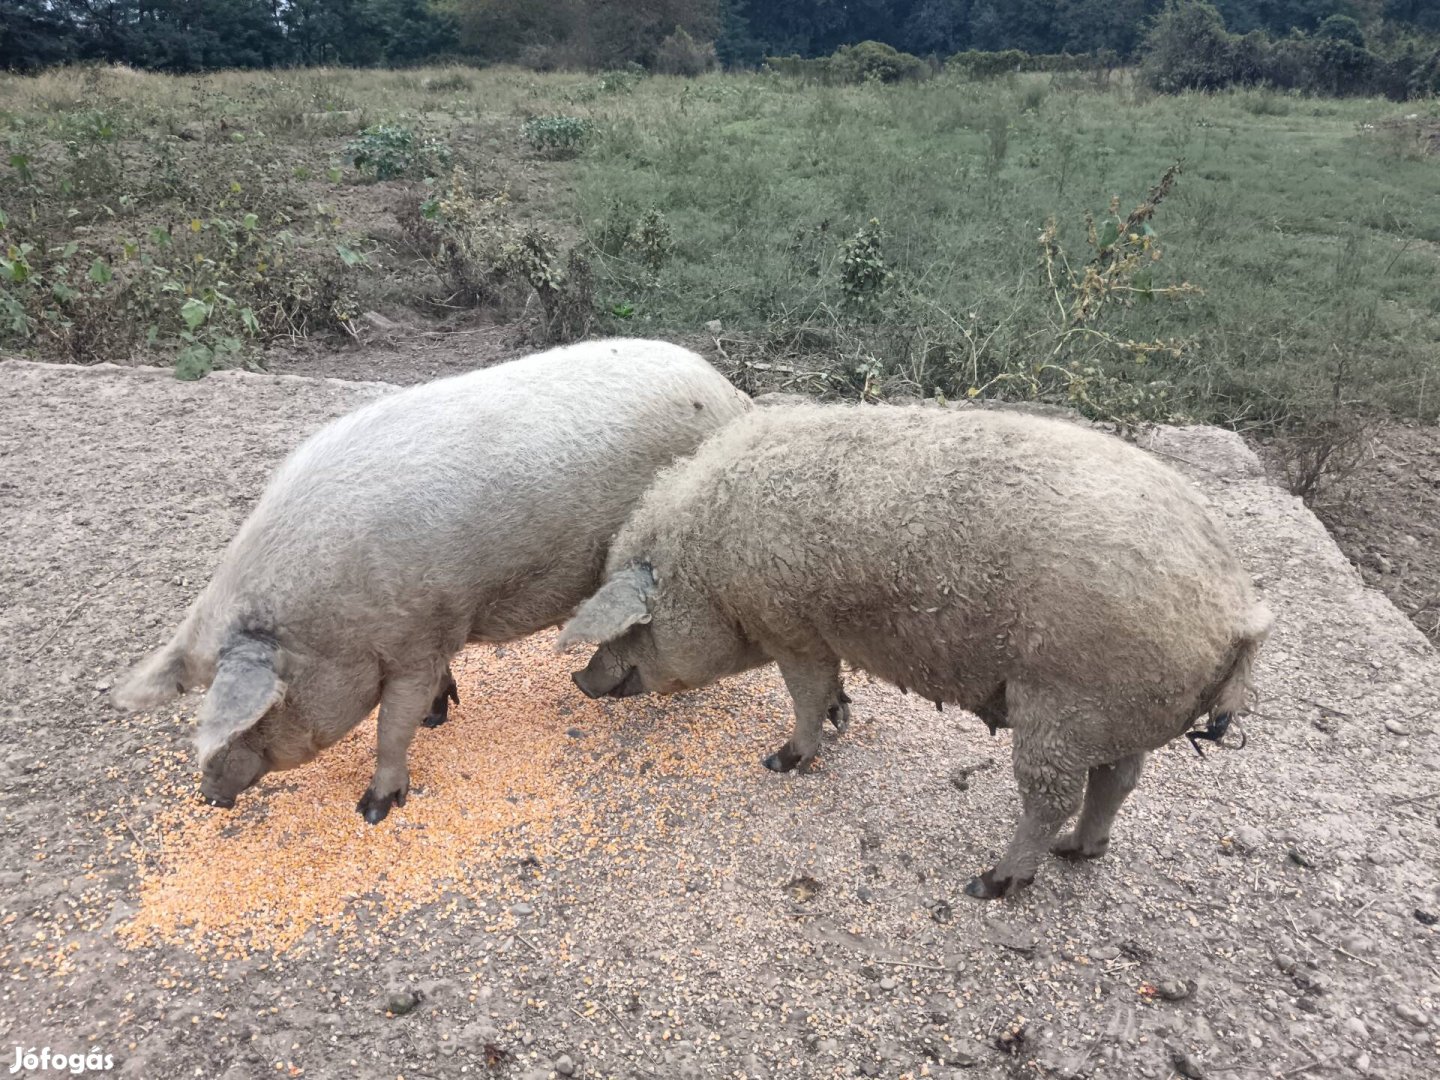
[
  {"left": 199, "top": 743, "right": 268, "bottom": 809},
  {"left": 571, "top": 652, "right": 646, "bottom": 699}
]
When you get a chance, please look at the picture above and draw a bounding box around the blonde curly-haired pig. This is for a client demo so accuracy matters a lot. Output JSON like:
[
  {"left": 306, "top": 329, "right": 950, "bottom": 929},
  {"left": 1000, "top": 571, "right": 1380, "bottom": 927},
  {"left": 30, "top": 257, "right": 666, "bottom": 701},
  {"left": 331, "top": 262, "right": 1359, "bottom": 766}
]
[
  {"left": 559, "top": 404, "right": 1271, "bottom": 899},
  {"left": 114, "top": 339, "right": 750, "bottom": 822}
]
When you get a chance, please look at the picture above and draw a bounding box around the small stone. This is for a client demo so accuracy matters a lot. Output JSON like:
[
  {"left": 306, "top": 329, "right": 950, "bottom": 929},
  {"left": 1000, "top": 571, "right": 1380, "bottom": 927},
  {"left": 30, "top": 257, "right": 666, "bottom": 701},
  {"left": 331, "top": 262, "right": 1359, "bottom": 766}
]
[
  {"left": 1232, "top": 825, "right": 1264, "bottom": 853},
  {"left": 879, "top": 976, "right": 898, "bottom": 991},
  {"left": 817, "top": 1038, "right": 839, "bottom": 1054},
  {"left": 856, "top": 885, "right": 873, "bottom": 903},
  {"left": 521, "top": 1032, "right": 534, "bottom": 1047},
  {"left": 704, "top": 319, "right": 722, "bottom": 334},
  {"left": 929, "top": 898, "right": 954, "bottom": 924},
  {"left": 565, "top": 727, "right": 587, "bottom": 739},
  {"left": 1394, "top": 1003, "right": 1430, "bottom": 1028},
  {"left": 1384, "top": 719, "right": 1411, "bottom": 736},
  {"left": 94, "top": 680, "right": 110, "bottom": 692},
  {"left": 858, "top": 1062, "right": 882, "bottom": 1078},
  {"left": 1287, "top": 848, "right": 1316, "bottom": 868},
  {"left": 510, "top": 902, "right": 534, "bottom": 916},
  {"left": 386, "top": 990, "right": 420, "bottom": 1015},
  {"left": 1296, "top": 997, "right": 1320, "bottom": 1014},
  {"left": 1274, "top": 953, "right": 1297, "bottom": 974},
  {"left": 1089, "top": 945, "right": 1121, "bottom": 961},
  {"left": 1170, "top": 1049, "right": 1204, "bottom": 1079},
  {"left": 1414, "top": 908, "right": 1438, "bottom": 926},
  {"left": 1354, "top": 1051, "right": 1371, "bottom": 1073},
  {"left": 1343, "top": 1017, "right": 1369, "bottom": 1041},
  {"left": 555, "top": 1053, "right": 576, "bottom": 1075},
  {"left": 1157, "top": 978, "right": 1195, "bottom": 1002}
]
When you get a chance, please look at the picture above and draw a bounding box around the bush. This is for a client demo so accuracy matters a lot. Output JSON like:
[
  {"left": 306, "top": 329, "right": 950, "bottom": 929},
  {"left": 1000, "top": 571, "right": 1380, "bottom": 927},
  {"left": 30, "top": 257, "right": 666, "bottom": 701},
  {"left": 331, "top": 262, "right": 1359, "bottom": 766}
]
[
  {"left": 654, "top": 27, "right": 717, "bottom": 76},
  {"left": 1138, "top": 0, "right": 1431, "bottom": 99},
  {"left": 830, "top": 41, "right": 929, "bottom": 84},
  {"left": 520, "top": 115, "right": 594, "bottom": 156},
  {"left": 403, "top": 172, "right": 594, "bottom": 343},
  {"left": 765, "top": 42, "right": 927, "bottom": 85},
  {"left": 345, "top": 124, "right": 451, "bottom": 181},
  {"left": 1140, "top": 1, "right": 1242, "bottom": 92}
]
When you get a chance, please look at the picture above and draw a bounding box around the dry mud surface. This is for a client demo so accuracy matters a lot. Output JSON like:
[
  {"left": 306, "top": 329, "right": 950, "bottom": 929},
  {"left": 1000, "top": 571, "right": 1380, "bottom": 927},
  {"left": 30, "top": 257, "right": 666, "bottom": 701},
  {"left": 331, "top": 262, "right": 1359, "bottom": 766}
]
[{"left": 1, "top": 359, "right": 1438, "bottom": 1080}]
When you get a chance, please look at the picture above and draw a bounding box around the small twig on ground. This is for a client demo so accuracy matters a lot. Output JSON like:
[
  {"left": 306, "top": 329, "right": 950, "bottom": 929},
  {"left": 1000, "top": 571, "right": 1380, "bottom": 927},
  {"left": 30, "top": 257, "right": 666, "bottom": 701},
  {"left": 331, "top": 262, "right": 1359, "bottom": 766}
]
[
  {"left": 597, "top": 1000, "right": 633, "bottom": 1039},
  {"left": 873, "top": 958, "right": 949, "bottom": 972},
  {"left": 1392, "top": 788, "right": 1440, "bottom": 807},
  {"left": 514, "top": 934, "right": 544, "bottom": 958},
  {"left": 1300, "top": 698, "right": 1351, "bottom": 718},
  {"left": 1279, "top": 1056, "right": 1331, "bottom": 1078},
  {"left": 24, "top": 561, "right": 137, "bottom": 662},
  {"left": 1306, "top": 931, "right": 1379, "bottom": 969},
  {"left": 1352, "top": 896, "right": 1379, "bottom": 919},
  {"left": 120, "top": 812, "right": 154, "bottom": 856}
]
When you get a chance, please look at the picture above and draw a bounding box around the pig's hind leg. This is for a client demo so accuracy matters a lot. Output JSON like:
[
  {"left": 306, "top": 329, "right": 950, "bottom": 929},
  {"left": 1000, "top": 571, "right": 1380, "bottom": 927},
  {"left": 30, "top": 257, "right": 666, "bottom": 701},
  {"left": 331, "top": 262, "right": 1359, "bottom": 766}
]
[
  {"left": 421, "top": 665, "right": 460, "bottom": 729},
  {"left": 1050, "top": 752, "right": 1146, "bottom": 861},
  {"left": 964, "top": 684, "right": 1087, "bottom": 900}
]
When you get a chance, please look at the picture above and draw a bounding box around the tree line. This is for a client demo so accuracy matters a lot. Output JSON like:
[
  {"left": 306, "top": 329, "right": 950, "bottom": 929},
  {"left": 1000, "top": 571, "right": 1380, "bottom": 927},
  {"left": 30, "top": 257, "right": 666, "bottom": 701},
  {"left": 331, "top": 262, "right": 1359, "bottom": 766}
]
[{"left": 2, "top": 0, "right": 1437, "bottom": 78}]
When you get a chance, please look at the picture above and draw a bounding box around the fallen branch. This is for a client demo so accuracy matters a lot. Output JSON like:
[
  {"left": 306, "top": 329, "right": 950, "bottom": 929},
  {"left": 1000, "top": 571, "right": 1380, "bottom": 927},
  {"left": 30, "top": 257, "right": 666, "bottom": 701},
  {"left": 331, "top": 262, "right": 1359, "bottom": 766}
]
[
  {"left": 1306, "top": 931, "right": 1379, "bottom": 970},
  {"left": 1392, "top": 788, "right": 1440, "bottom": 807}
]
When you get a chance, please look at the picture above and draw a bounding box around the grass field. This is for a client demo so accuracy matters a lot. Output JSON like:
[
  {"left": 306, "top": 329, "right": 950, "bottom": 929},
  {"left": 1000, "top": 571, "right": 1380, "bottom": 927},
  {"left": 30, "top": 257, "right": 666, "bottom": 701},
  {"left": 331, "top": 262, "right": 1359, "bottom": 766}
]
[{"left": 2, "top": 63, "right": 1437, "bottom": 430}]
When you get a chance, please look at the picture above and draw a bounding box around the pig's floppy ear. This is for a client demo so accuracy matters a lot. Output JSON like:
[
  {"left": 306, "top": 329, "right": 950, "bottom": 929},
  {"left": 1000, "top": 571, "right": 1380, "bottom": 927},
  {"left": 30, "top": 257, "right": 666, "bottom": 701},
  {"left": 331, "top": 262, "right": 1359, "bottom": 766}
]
[
  {"left": 556, "top": 563, "right": 655, "bottom": 651},
  {"left": 194, "top": 634, "right": 286, "bottom": 765},
  {"left": 113, "top": 635, "right": 193, "bottom": 712}
]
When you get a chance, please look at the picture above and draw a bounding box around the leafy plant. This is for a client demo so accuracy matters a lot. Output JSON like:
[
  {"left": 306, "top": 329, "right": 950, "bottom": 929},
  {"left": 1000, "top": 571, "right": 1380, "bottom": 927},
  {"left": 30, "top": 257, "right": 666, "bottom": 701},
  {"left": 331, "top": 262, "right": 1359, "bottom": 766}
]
[
  {"left": 345, "top": 125, "right": 452, "bottom": 181},
  {"left": 839, "top": 218, "right": 893, "bottom": 311},
  {"left": 521, "top": 116, "right": 594, "bottom": 157},
  {"left": 626, "top": 208, "right": 674, "bottom": 275}
]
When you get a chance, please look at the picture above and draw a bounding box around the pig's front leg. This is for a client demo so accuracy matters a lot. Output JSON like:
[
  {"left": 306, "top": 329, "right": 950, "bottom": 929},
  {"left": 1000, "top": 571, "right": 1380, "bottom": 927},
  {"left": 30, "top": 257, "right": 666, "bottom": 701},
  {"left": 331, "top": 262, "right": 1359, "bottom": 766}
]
[
  {"left": 358, "top": 667, "right": 442, "bottom": 823},
  {"left": 763, "top": 650, "right": 844, "bottom": 773}
]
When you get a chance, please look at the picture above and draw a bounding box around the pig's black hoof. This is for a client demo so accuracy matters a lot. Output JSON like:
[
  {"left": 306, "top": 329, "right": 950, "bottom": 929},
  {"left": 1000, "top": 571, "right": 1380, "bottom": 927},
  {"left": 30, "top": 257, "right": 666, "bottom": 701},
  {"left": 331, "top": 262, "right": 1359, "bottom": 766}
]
[
  {"left": 763, "top": 745, "right": 805, "bottom": 773},
  {"left": 202, "top": 794, "right": 236, "bottom": 809},
  {"left": 422, "top": 677, "right": 460, "bottom": 728},
  {"left": 357, "top": 786, "right": 406, "bottom": 824},
  {"left": 827, "top": 697, "right": 851, "bottom": 733},
  {"left": 963, "top": 868, "right": 1031, "bottom": 900},
  {"left": 1051, "top": 833, "right": 1109, "bottom": 860}
]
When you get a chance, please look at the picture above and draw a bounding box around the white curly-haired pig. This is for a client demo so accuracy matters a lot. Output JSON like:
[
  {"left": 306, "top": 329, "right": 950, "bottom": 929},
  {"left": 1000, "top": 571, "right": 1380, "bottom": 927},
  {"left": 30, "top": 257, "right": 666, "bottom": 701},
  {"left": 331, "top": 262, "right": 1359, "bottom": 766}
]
[
  {"left": 560, "top": 404, "right": 1270, "bottom": 899},
  {"left": 114, "top": 339, "right": 750, "bottom": 821}
]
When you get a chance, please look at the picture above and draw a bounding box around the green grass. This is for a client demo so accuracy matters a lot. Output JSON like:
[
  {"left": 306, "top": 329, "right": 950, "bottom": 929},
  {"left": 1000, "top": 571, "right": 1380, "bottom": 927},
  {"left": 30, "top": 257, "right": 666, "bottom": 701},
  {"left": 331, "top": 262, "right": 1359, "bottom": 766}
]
[{"left": 1, "top": 64, "right": 1437, "bottom": 428}]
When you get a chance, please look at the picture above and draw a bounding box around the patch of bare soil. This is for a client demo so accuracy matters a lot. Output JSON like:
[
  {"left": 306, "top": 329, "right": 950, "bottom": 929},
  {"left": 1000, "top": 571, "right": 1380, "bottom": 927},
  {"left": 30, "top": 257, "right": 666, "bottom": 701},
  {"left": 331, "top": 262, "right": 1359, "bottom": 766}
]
[
  {"left": 263, "top": 315, "right": 526, "bottom": 385},
  {"left": 2, "top": 362, "right": 1437, "bottom": 1080},
  {"left": 1259, "top": 420, "right": 1440, "bottom": 645}
]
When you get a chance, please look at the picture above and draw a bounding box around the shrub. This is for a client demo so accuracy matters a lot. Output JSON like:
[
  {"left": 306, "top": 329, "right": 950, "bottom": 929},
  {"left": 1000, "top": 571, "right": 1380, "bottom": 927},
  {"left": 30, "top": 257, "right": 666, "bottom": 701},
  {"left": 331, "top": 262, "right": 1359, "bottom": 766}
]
[
  {"left": 1140, "top": 1, "right": 1243, "bottom": 92},
  {"left": 765, "top": 42, "right": 928, "bottom": 85},
  {"left": 403, "top": 171, "right": 594, "bottom": 342},
  {"left": 521, "top": 115, "right": 594, "bottom": 156},
  {"left": 345, "top": 124, "right": 451, "bottom": 181},
  {"left": 654, "top": 27, "right": 717, "bottom": 76},
  {"left": 829, "top": 41, "right": 929, "bottom": 84},
  {"left": 839, "top": 218, "right": 892, "bottom": 310}
]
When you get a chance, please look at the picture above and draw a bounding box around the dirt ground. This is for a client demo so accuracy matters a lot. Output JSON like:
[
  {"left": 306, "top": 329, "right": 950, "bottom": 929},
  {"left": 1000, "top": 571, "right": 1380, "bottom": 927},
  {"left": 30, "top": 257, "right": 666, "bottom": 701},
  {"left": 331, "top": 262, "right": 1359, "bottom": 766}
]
[
  {"left": 2, "top": 358, "right": 1438, "bottom": 1080},
  {"left": 1293, "top": 421, "right": 1440, "bottom": 646}
]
